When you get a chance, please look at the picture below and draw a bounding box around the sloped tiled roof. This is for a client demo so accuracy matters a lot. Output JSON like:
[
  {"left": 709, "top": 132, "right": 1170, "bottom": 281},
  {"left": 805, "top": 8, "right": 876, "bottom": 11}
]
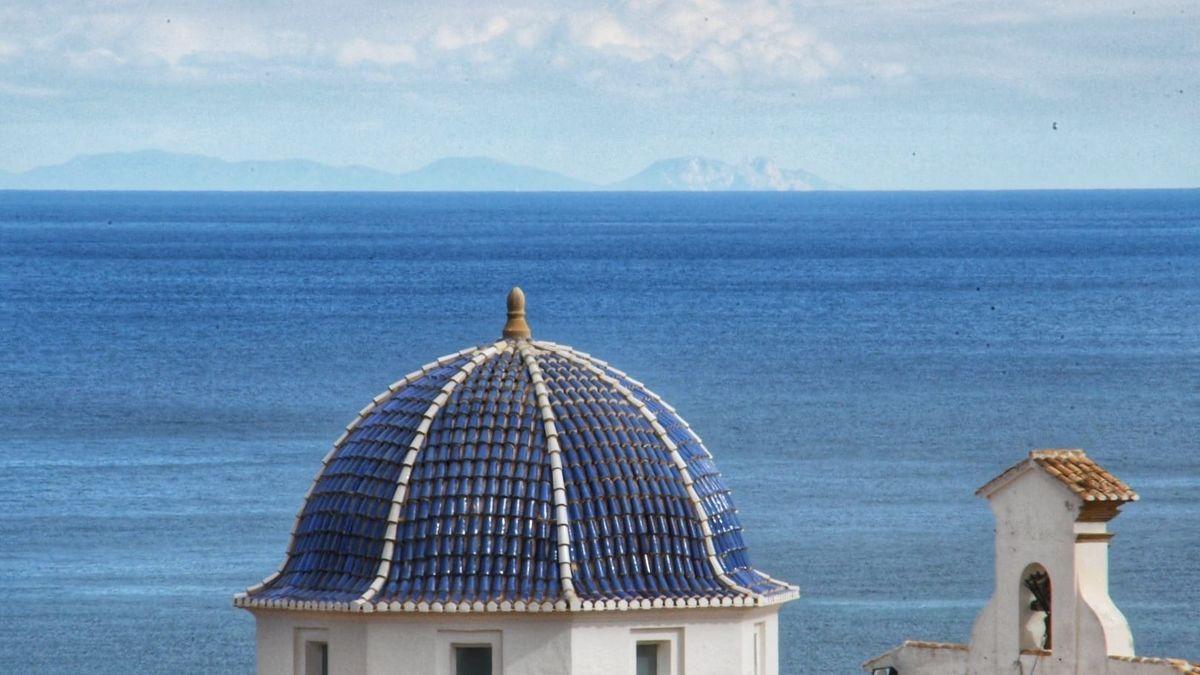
[
  {"left": 235, "top": 291, "right": 796, "bottom": 614},
  {"left": 977, "top": 449, "right": 1138, "bottom": 503},
  {"left": 861, "top": 641, "right": 968, "bottom": 670},
  {"left": 1109, "top": 655, "right": 1200, "bottom": 674}
]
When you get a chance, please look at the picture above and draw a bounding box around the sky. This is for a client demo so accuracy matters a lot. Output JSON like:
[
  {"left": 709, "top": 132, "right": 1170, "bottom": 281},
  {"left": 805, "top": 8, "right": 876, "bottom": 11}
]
[{"left": 0, "top": 0, "right": 1196, "bottom": 189}]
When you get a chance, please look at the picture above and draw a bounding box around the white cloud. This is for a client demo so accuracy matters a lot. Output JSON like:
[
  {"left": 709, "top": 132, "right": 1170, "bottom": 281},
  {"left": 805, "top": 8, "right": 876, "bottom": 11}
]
[
  {"left": 573, "top": 15, "right": 644, "bottom": 54},
  {"left": 432, "top": 16, "right": 510, "bottom": 51},
  {"left": 0, "top": 0, "right": 881, "bottom": 94},
  {"left": 374, "top": 0, "right": 854, "bottom": 93},
  {"left": 0, "top": 0, "right": 1195, "bottom": 106},
  {"left": 337, "top": 39, "right": 416, "bottom": 67},
  {"left": 66, "top": 48, "right": 126, "bottom": 71},
  {"left": 0, "top": 80, "right": 59, "bottom": 98},
  {"left": 10, "top": 10, "right": 315, "bottom": 79},
  {"left": 867, "top": 62, "right": 908, "bottom": 80},
  {"left": 539, "top": 0, "right": 847, "bottom": 91}
]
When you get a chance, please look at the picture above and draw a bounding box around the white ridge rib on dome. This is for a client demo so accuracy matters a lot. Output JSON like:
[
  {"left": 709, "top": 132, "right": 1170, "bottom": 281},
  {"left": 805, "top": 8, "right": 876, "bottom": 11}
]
[
  {"left": 241, "top": 343, "right": 486, "bottom": 598},
  {"left": 517, "top": 341, "right": 580, "bottom": 606},
  {"left": 536, "top": 341, "right": 757, "bottom": 601},
  {"left": 356, "top": 339, "right": 509, "bottom": 606}
]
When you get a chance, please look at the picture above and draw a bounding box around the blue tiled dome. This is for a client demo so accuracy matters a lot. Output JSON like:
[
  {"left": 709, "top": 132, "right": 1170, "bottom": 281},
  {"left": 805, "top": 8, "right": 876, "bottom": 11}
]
[{"left": 236, "top": 292, "right": 795, "bottom": 614}]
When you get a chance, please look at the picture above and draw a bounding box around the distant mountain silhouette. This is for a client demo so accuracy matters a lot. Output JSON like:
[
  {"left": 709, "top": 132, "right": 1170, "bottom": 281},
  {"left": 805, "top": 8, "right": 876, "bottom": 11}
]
[
  {"left": 607, "top": 156, "right": 838, "bottom": 191},
  {"left": 0, "top": 150, "right": 400, "bottom": 191},
  {"left": 0, "top": 150, "right": 837, "bottom": 191}
]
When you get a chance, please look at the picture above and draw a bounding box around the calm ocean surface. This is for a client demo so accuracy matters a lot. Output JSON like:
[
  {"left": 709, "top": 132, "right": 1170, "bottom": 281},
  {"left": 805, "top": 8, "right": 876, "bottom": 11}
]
[{"left": 0, "top": 190, "right": 1197, "bottom": 673}]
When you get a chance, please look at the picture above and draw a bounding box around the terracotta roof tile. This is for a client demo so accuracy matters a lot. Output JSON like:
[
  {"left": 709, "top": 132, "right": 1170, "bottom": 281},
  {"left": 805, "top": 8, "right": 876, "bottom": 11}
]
[
  {"left": 977, "top": 449, "right": 1138, "bottom": 503},
  {"left": 1029, "top": 450, "right": 1138, "bottom": 502},
  {"left": 860, "top": 641, "right": 968, "bottom": 670},
  {"left": 904, "top": 641, "right": 969, "bottom": 651},
  {"left": 1109, "top": 655, "right": 1200, "bottom": 674}
]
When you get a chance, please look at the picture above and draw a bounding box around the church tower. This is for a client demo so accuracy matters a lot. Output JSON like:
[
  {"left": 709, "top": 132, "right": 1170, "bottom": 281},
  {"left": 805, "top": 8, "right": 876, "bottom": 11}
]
[
  {"left": 968, "top": 450, "right": 1137, "bottom": 674},
  {"left": 864, "top": 450, "right": 1197, "bottom": 675}
]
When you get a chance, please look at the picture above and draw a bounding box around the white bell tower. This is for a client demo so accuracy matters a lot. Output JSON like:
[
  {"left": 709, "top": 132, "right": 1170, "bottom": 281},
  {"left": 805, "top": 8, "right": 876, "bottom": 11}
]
[
  {"left": 862, "top": 450, "right": 1199, "bottom": 675},
  {"left": 969, "top": 450, "right": 1137, "bottom": 674}
]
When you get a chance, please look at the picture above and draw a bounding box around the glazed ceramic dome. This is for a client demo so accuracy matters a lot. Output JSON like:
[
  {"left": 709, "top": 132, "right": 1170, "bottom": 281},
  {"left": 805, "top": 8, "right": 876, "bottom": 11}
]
[{"left": 236, "top": 289, "right": 795, "bottom": 614}]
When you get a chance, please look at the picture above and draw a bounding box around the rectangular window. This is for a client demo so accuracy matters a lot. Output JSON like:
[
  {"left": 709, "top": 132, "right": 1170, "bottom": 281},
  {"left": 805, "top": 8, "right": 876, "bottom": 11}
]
[
  {"left": 631, "top": 629, "right": 680, "bottom": 675},
  {"left": 636, "top": 643, "right": 659, "bottom": 675},
  {"left": 439, "top": 630, "right": 500, "bottom": 675},
  {"left": 304, "top": 641, "right": 328, "bottom": 675},
  {"left": 754, "top": 621, "right": 766, "bottom": 675},
  {"left": 455, "top": 645, "right": 492, "bottom": 675},
  {"left": 295, "top": 628, "right": 330, "bottom": 675}
]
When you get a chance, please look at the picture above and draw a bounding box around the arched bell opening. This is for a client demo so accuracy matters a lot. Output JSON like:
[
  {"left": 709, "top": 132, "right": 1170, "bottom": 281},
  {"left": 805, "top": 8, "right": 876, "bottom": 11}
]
[{"left": 1018, "top": 563, "right": 1052, "bottom": 651}]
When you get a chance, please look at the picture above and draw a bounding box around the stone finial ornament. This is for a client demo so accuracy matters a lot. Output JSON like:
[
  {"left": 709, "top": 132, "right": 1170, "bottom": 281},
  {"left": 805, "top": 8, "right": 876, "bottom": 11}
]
[{"left": 502, "top": 286, "right": 532, "bottom": 339}]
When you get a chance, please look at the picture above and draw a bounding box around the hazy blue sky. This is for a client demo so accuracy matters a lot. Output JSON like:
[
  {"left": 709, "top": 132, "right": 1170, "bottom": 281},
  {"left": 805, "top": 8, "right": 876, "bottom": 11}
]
[{"left": 0, "top": 0, "right": 1196, "bottom": 189}]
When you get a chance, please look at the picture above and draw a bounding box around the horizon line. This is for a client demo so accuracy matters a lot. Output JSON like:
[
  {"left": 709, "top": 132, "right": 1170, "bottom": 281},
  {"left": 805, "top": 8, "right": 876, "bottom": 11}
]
[{"left": 2, "top": 187, "right": 1197, "bottom": 194}]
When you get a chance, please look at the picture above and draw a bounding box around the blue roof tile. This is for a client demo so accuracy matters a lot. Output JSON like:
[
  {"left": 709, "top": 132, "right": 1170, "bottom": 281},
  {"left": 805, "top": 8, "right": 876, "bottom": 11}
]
[{"left": 243, "top": 339, "right": 794, "bottom": 610}]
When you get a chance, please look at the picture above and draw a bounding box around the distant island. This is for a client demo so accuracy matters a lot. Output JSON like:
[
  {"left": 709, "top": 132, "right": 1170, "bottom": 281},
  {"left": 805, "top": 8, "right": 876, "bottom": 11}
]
[{"left": 0, "top": 150, "right": 839, "bottom": 192}]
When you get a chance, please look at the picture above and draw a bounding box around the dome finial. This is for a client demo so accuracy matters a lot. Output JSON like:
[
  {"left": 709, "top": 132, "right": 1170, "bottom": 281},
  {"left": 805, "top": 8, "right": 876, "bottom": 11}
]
[{"left": 502, "top": 287, "right": 531, "bottom": 339}]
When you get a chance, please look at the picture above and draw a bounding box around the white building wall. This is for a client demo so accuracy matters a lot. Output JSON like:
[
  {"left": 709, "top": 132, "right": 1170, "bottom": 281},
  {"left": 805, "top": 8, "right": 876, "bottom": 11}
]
[
  {"left": 251, "top": 605, "right": 780, "bottom": 675},
  {"left": 363, "top": 613, "right": 570, "bottom": 675},
  {"left": 256, "top": 614, "right": 369, "bottom": 675},
  {"left": 567, "top": 606, "right": 779, "bottom": 675}
]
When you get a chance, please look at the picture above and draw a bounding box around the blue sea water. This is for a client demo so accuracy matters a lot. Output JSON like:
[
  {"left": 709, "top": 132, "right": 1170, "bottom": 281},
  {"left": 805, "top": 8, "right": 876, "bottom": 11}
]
[{"left": 0, "top": 190, "right": 1197, "bottom": 674}]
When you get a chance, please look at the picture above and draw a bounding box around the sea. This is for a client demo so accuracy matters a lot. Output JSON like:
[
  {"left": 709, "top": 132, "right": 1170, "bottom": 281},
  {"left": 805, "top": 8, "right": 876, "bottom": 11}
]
[{"left": 0, "top": 190, "right": 1197, "bottom": 674}]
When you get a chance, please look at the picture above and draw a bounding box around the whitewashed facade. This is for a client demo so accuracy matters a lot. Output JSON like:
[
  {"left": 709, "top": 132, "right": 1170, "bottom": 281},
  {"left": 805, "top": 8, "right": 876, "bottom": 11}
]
[{"left": 249, "top": 605, "right": 781, "bottom": 675}]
